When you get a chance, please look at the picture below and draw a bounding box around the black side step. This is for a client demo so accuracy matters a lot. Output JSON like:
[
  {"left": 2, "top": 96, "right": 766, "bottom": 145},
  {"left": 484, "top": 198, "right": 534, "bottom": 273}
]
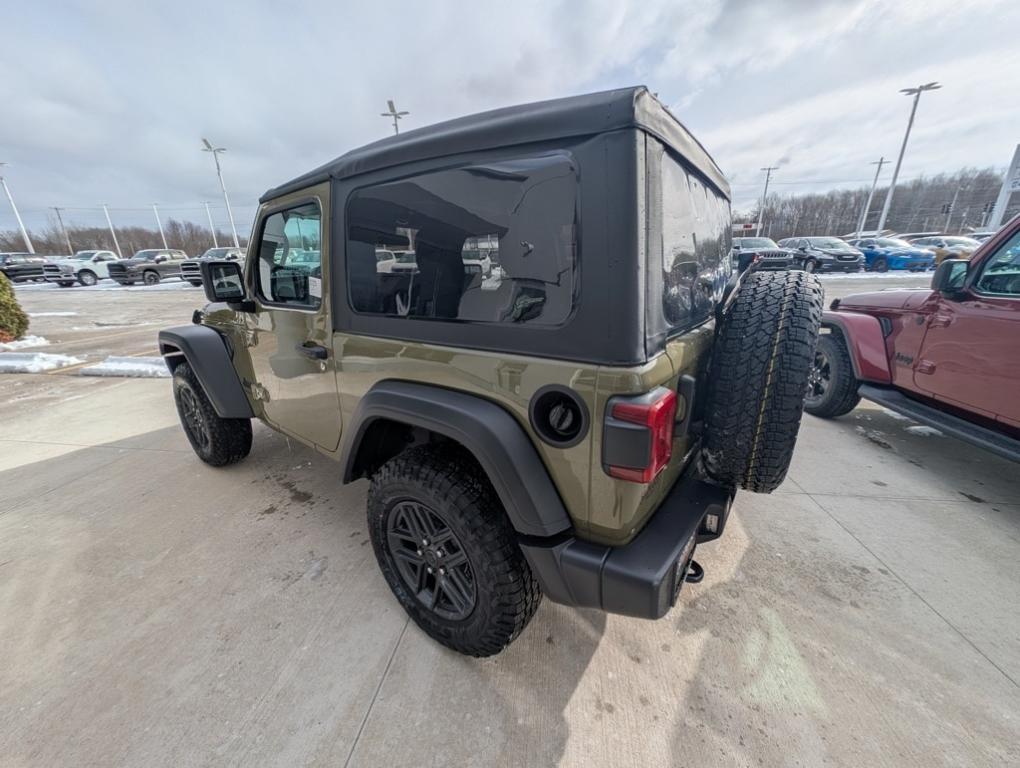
[{"left": 859, "top": 384, "right": 1020, "bottom": 463}]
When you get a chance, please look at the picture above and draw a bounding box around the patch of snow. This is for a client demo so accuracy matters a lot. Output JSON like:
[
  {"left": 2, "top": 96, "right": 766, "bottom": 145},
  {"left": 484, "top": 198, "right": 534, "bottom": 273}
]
[
  {"left": 816, "top": 271, "right": 931, "bottom": 280},
  {"left": 29, "top": 311, "right": 78, "bottom": 317},
  {"left": 79, "top": 356, "right": 170, "bottom": 378},
  {"left": 0, "top": 335, "right": 50, "bottom": 351},
  {"left": 905, "top": 425, "right": 944, "bottom": 437},
  {"left": 0, "top": 352, "right": 84, "bottom": 373},
  {"left": 881, "top": 408, "right": 914, "bottom": 422}
]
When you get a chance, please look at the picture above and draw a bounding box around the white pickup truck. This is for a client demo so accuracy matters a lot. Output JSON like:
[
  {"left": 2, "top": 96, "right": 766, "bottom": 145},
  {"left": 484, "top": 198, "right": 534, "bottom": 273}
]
[{"left": 43, "top": 250, "right": 121, "bottom": 286}]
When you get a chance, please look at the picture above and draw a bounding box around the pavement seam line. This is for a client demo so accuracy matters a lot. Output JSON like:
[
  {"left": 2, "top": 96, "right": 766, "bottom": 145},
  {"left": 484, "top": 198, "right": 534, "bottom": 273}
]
[
  {"left": 803, "top": 491, "right": 1020, "bottom": 690},
  {"left": 342, "top": 617, "right": 410, "bottom": 768}
]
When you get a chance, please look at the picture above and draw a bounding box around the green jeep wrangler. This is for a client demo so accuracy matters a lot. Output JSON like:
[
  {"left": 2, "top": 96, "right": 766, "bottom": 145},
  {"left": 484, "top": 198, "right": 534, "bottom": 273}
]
[{"left": 159, "top": 87, "right": 822, "bottom": 657}]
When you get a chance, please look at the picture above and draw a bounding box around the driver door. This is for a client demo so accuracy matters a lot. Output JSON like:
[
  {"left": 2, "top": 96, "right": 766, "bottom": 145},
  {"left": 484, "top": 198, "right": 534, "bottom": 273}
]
[
  {"left": 246, "top": 183, "right": 342, "bottom": 451},
  {"left": 915, "top": 228, "right": 1020, "bottom": 425}
]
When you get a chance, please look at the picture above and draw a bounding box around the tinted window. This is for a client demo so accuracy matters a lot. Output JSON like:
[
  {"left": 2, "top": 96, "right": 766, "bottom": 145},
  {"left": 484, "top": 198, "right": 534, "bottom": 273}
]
[
  {"left": 346, "top": 155, "right": 577, "bottom": 325},
  {"left": 975, "top": 229, "right": 1020, "bottom": 297},
  {"left": 656, "top": 146, "right": 731, "bottom": 330},
  {"left": 255, "top": 202, "right": 322, "bottom": 308}
]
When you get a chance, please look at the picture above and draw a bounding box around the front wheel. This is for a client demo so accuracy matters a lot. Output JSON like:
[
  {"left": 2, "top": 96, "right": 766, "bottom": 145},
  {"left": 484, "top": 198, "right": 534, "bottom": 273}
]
[
  {"left": 143, "top": 271, "right": 161, "bottom": 285},
  {"left": 58, "top": 281, "right": 75, "bottom": 287},
  {"left": 188, "top": 280, "right": 203, "bottom": 287},
  {"left": 367, "top": 445, "right": 542, "bottom": 657},
  {"left": 873, "top": 258, "right": 889, "bottom": 272},
  {"left": 802, "top": 259, "right": 816, "bottom": 273},
  {"left": 77, "top": 270, "right": 98, "bottom": 286},
  {"left": 172, "top": 361, "right": 252, "bottom": 466},
  {"left": 804, "top": 333, "right": 861, "bottom": 418}
]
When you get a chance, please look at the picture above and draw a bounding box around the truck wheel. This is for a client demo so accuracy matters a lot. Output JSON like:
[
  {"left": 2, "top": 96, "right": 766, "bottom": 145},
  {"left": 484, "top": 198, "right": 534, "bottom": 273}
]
[
  {"left": 367, "top": 444, "right": 541, "bottom": 657},
  {"left": 804, "top": 332, "right": 861, "bottom": 418},
  {"left": 143, "top": 271, "right": 161, "bottom": 285},
  {"left": 701, "top": 270, "right": 824, "bottom": 493},
  {"left": 58, "top": 281, "right": 75, "bottom": 287},
  {"left": 172, "top": 361, "right": 252, "bottom": 466},
  {"left": 77, "top": 270, "right": 98, "bottom": 286},
  {"left": 188, "top": 280, "right": 203, "bottom": 287}
]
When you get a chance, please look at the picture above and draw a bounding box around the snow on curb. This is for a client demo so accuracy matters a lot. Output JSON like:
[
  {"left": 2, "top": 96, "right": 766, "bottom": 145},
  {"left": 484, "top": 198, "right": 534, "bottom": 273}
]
[
  {"left": 905, "top": 425, "right": 944, "bottom": 437},
  {"left": 0, "top": 352, "right": 84, "bottom": 373},
  {"left": 79, "top": 356, "right": 170, "bottom": 378},
  {"left": 0, "top": 335, "right": 50, "bottom": 351},
  {"left": 29, "top": 311, "right": 78, "bottom": 317}
]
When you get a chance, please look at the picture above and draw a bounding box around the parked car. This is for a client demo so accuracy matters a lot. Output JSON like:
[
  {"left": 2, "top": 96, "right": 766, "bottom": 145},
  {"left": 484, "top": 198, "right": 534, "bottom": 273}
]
[
  {"left": 905, "top": 236, "right": 981, "bottom": 265},
  {"left": 845, "top": 237, "right": 935, "bottom": 272},
  {"left": 0, "top": 252, "right": 49, "bottom": 282},
  {"left": 108, "top": 249, "right": 189, "bottom": 285},
  {"left": 894, "top": 231, "right": 942, "bottom": 242},
  {"left": 160, "top": 85, "right": 825, "bottom": 657},
  {"left": 42, "top": 250, "right": 121, "bottom": 286},
  {"left": 731, "top": 237, "right": 795, "bottom": 272},
  {"left": 806, "top": 216, "right": 1020, "bottom": 462},
  {"left": 968, "top": 231, "right": 996, "bottom": 242},
  {"left": 777, "top": 237, "right": 865, "bottom": 272},
  {"left": 180, "top": 247, "right": 245, "bottom": 286}
]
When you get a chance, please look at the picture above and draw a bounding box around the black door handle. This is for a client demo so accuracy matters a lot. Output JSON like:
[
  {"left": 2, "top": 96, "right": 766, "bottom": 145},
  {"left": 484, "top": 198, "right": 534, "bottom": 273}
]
[{"left": 296, "top": 342, "right": 328, "bottom": 360}]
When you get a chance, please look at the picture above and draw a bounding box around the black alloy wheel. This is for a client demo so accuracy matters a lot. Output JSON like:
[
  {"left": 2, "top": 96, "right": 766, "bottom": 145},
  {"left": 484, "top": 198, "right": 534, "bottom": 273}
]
[
  {"left": 385, "top": 499, "right": 477, "bottom": 621},
  {"left": 177, "top": 384, "right": 211, "bottom": 453},
  {"left": 805, "top": 347, "right": 831, "bottom": 410}
]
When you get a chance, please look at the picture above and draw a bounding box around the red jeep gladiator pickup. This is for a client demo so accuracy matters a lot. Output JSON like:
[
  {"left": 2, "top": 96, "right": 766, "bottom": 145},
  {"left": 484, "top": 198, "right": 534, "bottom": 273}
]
[{"left": 805, "top": 215, "right": 1020, "bottom": 463}]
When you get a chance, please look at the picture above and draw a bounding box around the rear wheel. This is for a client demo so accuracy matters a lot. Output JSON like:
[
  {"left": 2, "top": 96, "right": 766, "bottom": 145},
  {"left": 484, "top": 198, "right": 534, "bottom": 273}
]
[
  {"left": 58, "top": 281, "right": 75, "bottom": 287},
  {"left": 701, "top": 270, "right": 824, "bottom": 493},
  {"left": 77, "top": 270, "right": 98, "bottom": 286},
  {"left": 804, "top": 332, "right": 861, "bottom": 418},
  {"left": 143, "top": 270, "right": 160, "bottom": 285},
  {"left": 172, "top": 362, "right": 252, "bottom": 466},
  {"left": 367, "top": 444, "right": 541, "bottom": 657}
]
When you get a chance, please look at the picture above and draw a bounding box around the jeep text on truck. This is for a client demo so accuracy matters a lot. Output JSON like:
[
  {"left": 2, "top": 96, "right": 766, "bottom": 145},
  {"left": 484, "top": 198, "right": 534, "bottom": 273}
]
[
  {"left": 806, "top": 215, "right": 1020, "bottom": 462},
  {"left": 160, "top": 87, "right": 823, "bottom": 656}
]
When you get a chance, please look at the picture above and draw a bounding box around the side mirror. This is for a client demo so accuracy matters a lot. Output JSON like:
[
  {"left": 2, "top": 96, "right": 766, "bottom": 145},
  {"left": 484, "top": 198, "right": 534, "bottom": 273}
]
[
  {"left": 931, "top": 259, "right": 969, "bottom": 299},
  {"left": 732, "top": 244, "right": 742, "bottom": 250},
  {"left": 798, "top": 245, "right": 807, "bottom": 252},
  {"left": 200, "top": 260, "right": 251, "bottom": 308}
]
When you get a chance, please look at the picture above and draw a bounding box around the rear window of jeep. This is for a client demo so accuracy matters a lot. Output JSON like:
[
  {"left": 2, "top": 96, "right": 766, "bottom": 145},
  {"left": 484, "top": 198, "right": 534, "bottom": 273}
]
[{"left": 345, "top": 154, "right": 577, "bottom": 326}]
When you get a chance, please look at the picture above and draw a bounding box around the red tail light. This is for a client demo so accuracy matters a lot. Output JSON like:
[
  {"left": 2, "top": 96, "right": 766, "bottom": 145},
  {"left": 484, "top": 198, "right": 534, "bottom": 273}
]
[{"left": 605, "top": 388, "right": 677, "bottom": 483}]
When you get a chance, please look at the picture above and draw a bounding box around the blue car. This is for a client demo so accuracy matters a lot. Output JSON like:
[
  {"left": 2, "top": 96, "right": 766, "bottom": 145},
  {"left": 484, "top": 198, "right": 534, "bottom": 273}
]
[{"left": 847, "top": 237, "right": 935, "bottom": 272}]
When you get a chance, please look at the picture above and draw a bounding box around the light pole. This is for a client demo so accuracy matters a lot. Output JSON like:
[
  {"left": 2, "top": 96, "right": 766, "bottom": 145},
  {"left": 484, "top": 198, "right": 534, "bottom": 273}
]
[
  {"left": 380, "top": 100, "right": 409, "bottom": 135},
  {"left": 203, "top": 201, "right": 218, "bottom": 248},
  {"left": 856, "top": 157, "right": 888, "bottom": 237},
  {"left": 755, "top": 166, "right": 778, "bottom": 237},
  {"left": 876, "top": 82, "right": 941, "bottom": 233},
  {"left": 52, "top": 207, "right": 73, "bottom": 254},
  {"left": 201, "top": 139, "right": 240, "bottom": 248},
  {"left": 101, "top": 204, "right": 122, "bottom": 257},
  {"left": 152, "top": 203, "right": 168, "bottom": 248},
  {"left": 0, "top": 163, "right": 35, "bottom": 253}
]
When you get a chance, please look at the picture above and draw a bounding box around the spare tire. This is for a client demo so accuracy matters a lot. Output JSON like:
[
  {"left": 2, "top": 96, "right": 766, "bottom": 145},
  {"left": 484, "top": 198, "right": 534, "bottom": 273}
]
[{"left": 700, "top": 270, "right": 824, "bottom": 493}]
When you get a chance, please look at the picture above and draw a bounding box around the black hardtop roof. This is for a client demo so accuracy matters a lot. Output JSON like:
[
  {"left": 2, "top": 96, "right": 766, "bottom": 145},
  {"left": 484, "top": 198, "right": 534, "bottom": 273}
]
[{"left": 261, "top": 86, "right": 729, "bottom": 203}]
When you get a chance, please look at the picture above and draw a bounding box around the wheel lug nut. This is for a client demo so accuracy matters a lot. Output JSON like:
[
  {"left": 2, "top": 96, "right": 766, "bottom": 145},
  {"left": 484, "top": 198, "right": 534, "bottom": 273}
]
[
  {"left": 416, "top": 549, "right": 423, "bottom": 556},
  {"left": 427, "top": 567, "right": 433, "bottom": 574}
]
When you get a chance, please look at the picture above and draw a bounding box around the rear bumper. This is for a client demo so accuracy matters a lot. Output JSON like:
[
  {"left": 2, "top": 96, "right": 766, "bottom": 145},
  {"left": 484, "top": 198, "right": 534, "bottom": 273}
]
[{"left": 520, "top": 467, "right": 734, "bottom": 619}]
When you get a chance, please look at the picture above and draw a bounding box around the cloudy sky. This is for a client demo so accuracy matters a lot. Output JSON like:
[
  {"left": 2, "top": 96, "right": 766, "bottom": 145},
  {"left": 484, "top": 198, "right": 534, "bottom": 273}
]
[{"left": 3, "top": 0, "right": 1019, "bottom": 237}]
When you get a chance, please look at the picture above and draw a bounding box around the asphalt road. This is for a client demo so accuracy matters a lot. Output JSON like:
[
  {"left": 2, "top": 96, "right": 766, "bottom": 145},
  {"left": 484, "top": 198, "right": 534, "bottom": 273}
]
[{"left": 3, "top": 271, "right": 1016, "bottom": 767}]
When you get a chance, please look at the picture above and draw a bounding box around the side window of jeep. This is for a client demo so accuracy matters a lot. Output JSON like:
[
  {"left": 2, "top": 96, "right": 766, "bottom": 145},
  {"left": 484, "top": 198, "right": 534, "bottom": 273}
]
[
  {"left": 345, "top": 155, "right": 577, "bottom": 325},
  {"left": 255, "top": 202, "right": 322, "bottom": 309},
  {"left": 656, "top": 145, "right": 731, "bottom": 331}
]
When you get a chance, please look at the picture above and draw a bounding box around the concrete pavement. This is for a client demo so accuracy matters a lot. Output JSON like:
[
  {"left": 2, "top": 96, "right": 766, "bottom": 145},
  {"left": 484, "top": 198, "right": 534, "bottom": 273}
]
[{"left": 1, "top": 375, "right": 1018, "bottom": 767}]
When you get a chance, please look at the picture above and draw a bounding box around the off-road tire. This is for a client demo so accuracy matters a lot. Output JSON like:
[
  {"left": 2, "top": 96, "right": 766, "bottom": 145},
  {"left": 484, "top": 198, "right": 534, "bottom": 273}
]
[
  {"left": 172, "top": 361, "right": 252, "bottom": 466},
  {"left": 77, "top": 270, "right": 98, "bottom": 286},
  {"left": 367, "top": 444, "right": 542, "bottom": 657},
  {"left": 143, "top": 270, "right": 161, "bottom": 285},
  {"left": 804, "top": 332, "right": 861, "bottom": 419},
  {"left": 701, "top": 270, "right": 824, "bottom": 493}
]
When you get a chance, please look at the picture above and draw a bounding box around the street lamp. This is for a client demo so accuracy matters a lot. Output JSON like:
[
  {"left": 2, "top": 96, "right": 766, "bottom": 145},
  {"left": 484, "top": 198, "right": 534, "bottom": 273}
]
[
  {"left": 201, "top": 138, "right": 240, "bottom": 249},
  {"left": 380, "top": 100, "right": 409, "bottom": 135},
  {"left": 876, "top": 82, "right": 941, "bottom": 233},
  {"left": 755, "top": 166, "right": 778, "bottom": 237},
  {"left": 0, "top": 162, "right": 35, "bottom": 253}
]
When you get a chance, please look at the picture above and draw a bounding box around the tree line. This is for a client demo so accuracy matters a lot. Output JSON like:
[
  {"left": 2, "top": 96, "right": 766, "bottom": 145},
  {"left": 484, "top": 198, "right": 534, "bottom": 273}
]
[
  {"left": 0, "top": 218, "right": 247, "bottom": 258},
  {"left": 736, "top": 167, "right": 1017, "bottom": 240}
]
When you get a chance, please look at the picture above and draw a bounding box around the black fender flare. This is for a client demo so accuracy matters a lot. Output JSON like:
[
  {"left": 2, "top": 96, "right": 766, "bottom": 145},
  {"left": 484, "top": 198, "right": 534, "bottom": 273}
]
[
  {"left": 340, "top": 380, "right": 573, "bottom": 538},
  {"left": 158, "top": 325, "right": 254, "bottom": 418}
]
